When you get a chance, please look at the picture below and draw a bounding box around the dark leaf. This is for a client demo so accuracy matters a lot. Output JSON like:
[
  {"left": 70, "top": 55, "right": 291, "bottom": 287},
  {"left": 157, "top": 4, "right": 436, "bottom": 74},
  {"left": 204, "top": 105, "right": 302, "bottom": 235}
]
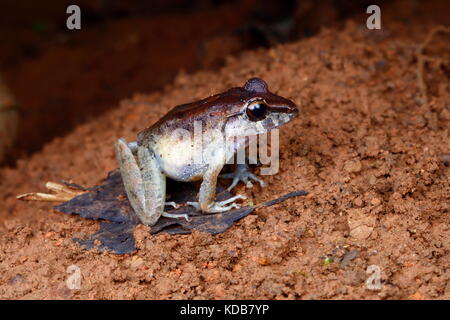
[{"left": 56, "top": 170, "right": 307, "bottom": 254}]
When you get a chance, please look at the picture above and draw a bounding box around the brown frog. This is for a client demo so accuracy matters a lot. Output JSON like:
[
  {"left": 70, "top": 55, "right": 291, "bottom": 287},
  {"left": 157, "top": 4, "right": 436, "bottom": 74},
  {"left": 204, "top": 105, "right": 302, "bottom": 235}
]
[{"left": 115, "top": 78, "right": 298, "bottom": 226}]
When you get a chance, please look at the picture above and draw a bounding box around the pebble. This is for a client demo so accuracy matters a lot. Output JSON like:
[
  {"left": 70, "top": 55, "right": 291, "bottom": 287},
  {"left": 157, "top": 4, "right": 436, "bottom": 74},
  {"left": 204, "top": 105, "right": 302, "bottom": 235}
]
[
  {"left": 344, "top": 159, "right": 362, "bottom": 173},
  {"left": 353, "top": 198, "right": 363, "bottom": 207},
  {"left": 371, "top": 198, "right": 382, "bottom": 206},
  {"left": 349, "top": 225, "right": 373, "bottom": 240},
  {"left": 347, "top": 208, "right": 376, "bottom": 240}
]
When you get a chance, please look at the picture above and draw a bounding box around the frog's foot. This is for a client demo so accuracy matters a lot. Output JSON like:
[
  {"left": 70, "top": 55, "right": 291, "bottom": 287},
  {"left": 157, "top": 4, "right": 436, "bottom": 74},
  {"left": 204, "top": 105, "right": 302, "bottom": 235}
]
[
  {"left": 187, "top": 194, "right": 247, "bottom": 213},
  {"left": 165, "top": 201, "right": 180, "bottom": 209},
  {"left": 220, "top": 164, "right": 266, "bottom": 192},
  {"left": 162, "top": 212, "right": 191, "bottom": 222}
]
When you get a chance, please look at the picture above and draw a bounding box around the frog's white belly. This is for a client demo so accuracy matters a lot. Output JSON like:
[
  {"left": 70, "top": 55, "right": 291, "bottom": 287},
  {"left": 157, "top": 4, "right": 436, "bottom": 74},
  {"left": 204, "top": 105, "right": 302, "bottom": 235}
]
[
  {"left": 152, "top": 138, "right": 199, "bottom": 181},
  {"left": 152, "top": 127, "right": 237, "bottom": 182}
]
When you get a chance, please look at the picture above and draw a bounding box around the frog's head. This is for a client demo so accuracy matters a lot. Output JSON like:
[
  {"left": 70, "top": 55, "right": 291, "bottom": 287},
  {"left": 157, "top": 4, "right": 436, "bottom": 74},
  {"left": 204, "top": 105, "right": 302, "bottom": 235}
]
[{"left": 225, "top": 78, "right": 298, "bottom": 136}]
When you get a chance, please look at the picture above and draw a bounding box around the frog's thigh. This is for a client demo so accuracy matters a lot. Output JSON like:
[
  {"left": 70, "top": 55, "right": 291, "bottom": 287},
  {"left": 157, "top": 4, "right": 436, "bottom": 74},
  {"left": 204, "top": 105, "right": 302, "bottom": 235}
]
[
  {"left": 138, "top": 146, "right": 166, "bottom": 225},
  {"left": 115, "top": 139, "right": 164, "bottom": 226}
]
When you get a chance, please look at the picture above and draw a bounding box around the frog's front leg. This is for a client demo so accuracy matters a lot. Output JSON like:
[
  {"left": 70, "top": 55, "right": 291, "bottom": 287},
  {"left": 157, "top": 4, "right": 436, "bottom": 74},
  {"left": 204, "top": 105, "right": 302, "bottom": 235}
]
[
  {"left": 115, "top": 139, "right": 188, "bottom": 226},
  {"left": 220, "top": 163, "right": 267, "bottom": 192},
  {"left": 188, "top": 160, "right": 247, "bottom": 212}
]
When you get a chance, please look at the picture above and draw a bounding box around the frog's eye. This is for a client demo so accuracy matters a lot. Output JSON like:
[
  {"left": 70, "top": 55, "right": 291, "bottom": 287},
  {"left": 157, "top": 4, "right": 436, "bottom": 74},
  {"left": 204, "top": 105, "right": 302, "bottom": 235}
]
[{"left": 246, "top": 100, "right": 268, "bottom": 121}]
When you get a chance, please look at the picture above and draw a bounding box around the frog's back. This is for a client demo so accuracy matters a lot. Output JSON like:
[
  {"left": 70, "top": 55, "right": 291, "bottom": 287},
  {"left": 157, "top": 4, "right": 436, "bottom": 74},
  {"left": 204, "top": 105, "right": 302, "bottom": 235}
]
[{"left": 137, "top": 87, "right": 246, "bottom": 147}]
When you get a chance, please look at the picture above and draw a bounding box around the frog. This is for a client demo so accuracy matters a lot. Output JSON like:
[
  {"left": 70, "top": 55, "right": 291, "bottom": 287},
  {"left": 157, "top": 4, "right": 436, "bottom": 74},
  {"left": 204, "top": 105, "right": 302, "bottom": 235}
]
[{"left": 115, "top": 77, "right": 298, "bottom": 226}]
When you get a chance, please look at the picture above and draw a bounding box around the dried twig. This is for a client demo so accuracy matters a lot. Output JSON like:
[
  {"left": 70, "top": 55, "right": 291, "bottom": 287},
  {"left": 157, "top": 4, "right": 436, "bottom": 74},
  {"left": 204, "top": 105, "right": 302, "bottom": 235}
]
[{"left": 17, "top": 181, "right": 87, "bottom": 202}]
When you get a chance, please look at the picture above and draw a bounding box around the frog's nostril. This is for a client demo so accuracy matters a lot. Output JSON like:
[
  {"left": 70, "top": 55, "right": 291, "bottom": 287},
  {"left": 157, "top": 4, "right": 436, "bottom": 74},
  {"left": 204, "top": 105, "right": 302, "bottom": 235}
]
[
  {"left": 287, "top": 105, "right": 299, "bottom": 114},
  {"left": 285, "top": 99, "right": 298, "bottom": 114}
]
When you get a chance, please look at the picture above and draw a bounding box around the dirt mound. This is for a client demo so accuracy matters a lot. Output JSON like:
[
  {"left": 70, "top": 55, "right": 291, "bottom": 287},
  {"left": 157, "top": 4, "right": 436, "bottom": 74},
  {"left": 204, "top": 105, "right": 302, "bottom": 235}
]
[{"left": 0, "top": 17, "right": 449, "bottom": 299}]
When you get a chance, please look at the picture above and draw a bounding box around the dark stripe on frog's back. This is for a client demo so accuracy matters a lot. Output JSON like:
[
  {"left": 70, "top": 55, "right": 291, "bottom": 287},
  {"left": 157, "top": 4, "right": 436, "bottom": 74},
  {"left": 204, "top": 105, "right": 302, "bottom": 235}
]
[{"left": 137, "top": 87, "right": 247, "bottom": 146}]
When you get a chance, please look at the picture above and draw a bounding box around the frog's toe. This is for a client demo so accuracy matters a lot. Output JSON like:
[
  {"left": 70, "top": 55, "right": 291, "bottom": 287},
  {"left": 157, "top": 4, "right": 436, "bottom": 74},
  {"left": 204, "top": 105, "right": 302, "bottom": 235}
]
[
  {"left": 165, "top": 201, "right": 180, "bottom": 209},
  {"left": 187, "top": 195, "right": 247, "bottom": 213},
  {"left": 209, "top": 203, "right": 240, "bottom": 212},
  {"left": 161, "top": 212, "right": 191, "bottom": 222},
  {"left": 206, "top": 194, "right": 247, "bottom": 212},
  {"left": 219, "top": 194, "right": 247, "bottom": 204}
]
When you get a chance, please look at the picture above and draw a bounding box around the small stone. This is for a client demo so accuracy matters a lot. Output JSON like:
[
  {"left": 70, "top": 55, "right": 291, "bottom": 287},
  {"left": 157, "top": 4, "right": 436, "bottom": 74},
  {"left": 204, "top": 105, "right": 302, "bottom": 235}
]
[
  {"left": 258, "top": 257, "right": 270, "bottom": 266},
  {"left": 353, "top": 198, "right": 363, "bottom": 207},
  {"left": 228, "top": 250, "right": 238, "bottom": 258},
  {"left": 371, "top": 198, "right": 382, "bottom": 206},
  {"left": 347, "top": 208, "right": 376, "bottom": 240},
  {"left": 350, "top": 225, "right": 373, "bottom": 240},
  {"left": 305, "top": 229, "right": 315, "bottom": 238},
  {"left": 45, "top": 232, "right": 55, "bottom": 238},
  {"left": 125, "top": 256, "right": 144, "bottom": 269},
  {"left": 344, "top": 160, "right": 362, "bottom": 173},
  {"left": 391, "top": 192, "right": 401, "bottom": 200}
]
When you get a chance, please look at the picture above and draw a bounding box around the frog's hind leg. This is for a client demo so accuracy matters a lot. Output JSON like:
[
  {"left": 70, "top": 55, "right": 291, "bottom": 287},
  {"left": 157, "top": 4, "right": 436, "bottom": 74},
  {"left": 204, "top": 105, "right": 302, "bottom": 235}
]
[{"left": 115, "top": 139, "right": 189, "bottom": 226}]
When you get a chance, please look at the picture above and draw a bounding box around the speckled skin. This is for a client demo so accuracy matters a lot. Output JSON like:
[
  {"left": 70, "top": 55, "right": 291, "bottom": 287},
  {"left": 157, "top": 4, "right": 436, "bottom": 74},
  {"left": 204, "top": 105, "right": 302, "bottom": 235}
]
[{"left": 116, "top": 78, "right": 298, "bottom": 226}]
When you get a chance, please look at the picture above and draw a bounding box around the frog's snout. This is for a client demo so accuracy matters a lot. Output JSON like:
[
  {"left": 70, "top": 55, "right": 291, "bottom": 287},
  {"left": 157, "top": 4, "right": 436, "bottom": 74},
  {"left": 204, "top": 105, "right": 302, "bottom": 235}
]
[
  {"left": 289, "top": 105, "right": 299, "bottom": 116},
  {"left": 280, "top": 98, "right": 299, "bottom": 116},
  {"left": 284, "top": 101, "right": 299, "bottom": 119}
]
